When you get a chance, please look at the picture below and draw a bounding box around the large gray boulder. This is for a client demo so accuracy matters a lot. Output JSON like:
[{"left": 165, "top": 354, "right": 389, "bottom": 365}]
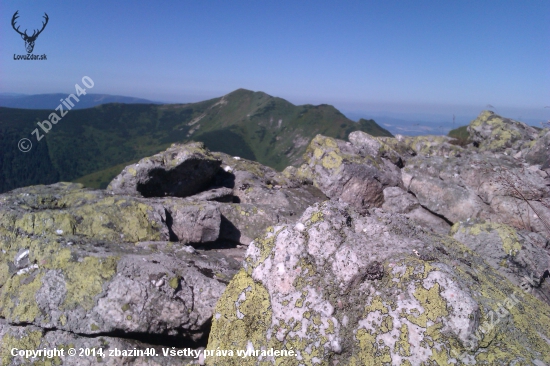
[
  {"left": 107, "top": 142, "right": 221, "bottom": 198},
  {"left": 0, "top": 233, "right": 239, "bottom": 342},
  {"left": 525, "top": 130, "right": 550, "bottom": 167},
  {"left": 467, "top": 110, "right": 540, "bottom": 154},
  {"left": 0, "top": 183, "right": 239, "bottom": 353},
  {"left": 397, "top": 134, "right": 465, "bottom": 157},
  {"left": 286, "top": 134, "right": 402, "bottom": 213},
  {"left": 209, "top": 152, "right": 326, "bottom": 247},
  {"left": 402, "top": 151, "right": 550, "bottom": 237},
  {"left": 0, "top": 182, "right": 221, "bottom": 244},
  {"left": 206, "top": 201, "right": 550, "bottom": 365}
]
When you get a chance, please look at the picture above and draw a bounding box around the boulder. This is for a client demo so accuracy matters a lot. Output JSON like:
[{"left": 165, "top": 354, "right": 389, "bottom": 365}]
[
  {"left": 451, "top": 220, "right": 550, "bottom": 305},
  {"left": 291, "top": 134, "right": 402, "bottom": 212},
  {"left": 0, "top": 182, "right": 221, "bottom": 244},
  {"left": 0, "top": 231, "right": 239, "bottom": 342},
  {"left": 209, "top": 152, "right": 326, "bottom": 247},
  {"left": 206, "top": 201, "right": 550, "bottom": 365},
  {"left": 348, "top": 131, "right": 416, "bottom": 167},
  {"left": 397, "top": 135, "right": 465, "bottom": 157},
  {"left": 402, "top": 151, "right": 550, "bottom": 237},
  {"left": 107, "top": 142, "right": 221, "bottom": 198},
  {"left": 0, "top": 182, "right": 241, "bottom": 354},
  {"left": 467, "top": 110, "right": 540, "bottom": 154},
  {"left": 525, "top": 130, "right": 550, "bottom": 167},
  {"left": 184, "top": 187, "right": 234, "bottom": 203}
]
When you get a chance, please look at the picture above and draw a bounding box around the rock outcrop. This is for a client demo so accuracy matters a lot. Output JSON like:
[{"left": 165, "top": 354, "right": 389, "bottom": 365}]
[
  {"left": 285, "top": 133, "right": 402, "bottom": 213},
  {"left": 525, "top": 130, "right": 550, "bottom": 167},
  {"left": 1, "top": 110, "right": 550, "bottom": 365},
  {"left": 107, "top": 142, "right": 221, "bottom": 198},
  {"left": 0, "top": 144, "right": 326, "bottom": 365},
  {"left": 451, "top": 220, "right": 550, "bottom": 305},
  {"left": 401, "top": 146, "right": 550, "bottom": 236},
  {"left": 468, "top": 110, "right": 541, "bottom": 154},
  {"left": 207, "top": 201, "right": 550, "bottom": 365},
  {"left": 0, "top": 183, "right": 240, "bottom": 348}
]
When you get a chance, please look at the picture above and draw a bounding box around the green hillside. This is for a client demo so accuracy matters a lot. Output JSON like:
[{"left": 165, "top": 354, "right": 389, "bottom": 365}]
[
  {"left": 0, "top": 89, "right": 392, "bottom": 191},
  {"left": 448, "top": 125, "right": 470, "bottom": 146}
]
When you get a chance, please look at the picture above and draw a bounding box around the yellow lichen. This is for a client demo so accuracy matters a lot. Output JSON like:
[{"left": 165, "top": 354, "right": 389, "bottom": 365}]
[
  {"left": 0, "top": 330, "right": 42, "bottom": 366},
  {"left": 0, "top": 272, "right": 43, "bottom": 322},
  {"left": 205, "top": 269, "right": 277, "bottom": 366},
  {"left": 395, "top": 324, "right": 411, "bottom": 356},
  {"left": 169, "top": 276, "right": 179, "bottom": 289},
  {"left": 321, "top": 150, "right": 343, "bottom": 170}
]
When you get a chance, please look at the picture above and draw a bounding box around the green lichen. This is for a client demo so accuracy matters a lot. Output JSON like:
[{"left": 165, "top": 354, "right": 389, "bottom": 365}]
[
  {"left": 205, "top": 269, "right": 278, "bottom": 366},
  {"left": 0, "top": 262, "right": 9, "bottom": 286},
  {"left": 407, "top": 282, "right": 448, "bottom": 327},
  {"left": 58, "top": 255, "right": 118, "bottom": 310},
  {"left": 468, "top": 222, "right": 522, "bottom": 256},
  {"left": 169, "top": 276, "right": 179, "bottom": 289},
  {"left": 0, "top": 272, "right": 43, "bottom": 322},
  {"left": 308, "top": 211, "right": 324, "bottom": 224},
  {"left": 7, "top": 193, "right": 163, "bottom": 243},
  {"left": 1, "top": 239, "right": 118, "bottom": 324},
  {"left": 352, "top": 328, "right": 380, "bottom": 366},
  {"left": 395, "top": 324, "right": 411, "bottom": 357},
  {"left": 0, "top": 330, "right": 42, "bottom": 366},
  {"left": 321, "top": 151, "right": 343, "bottom": 170},
  {"left": 127, "top": 167, "right": 137, "bottom": 176},
  {"left": 364, "top": 296, "right": 388, "bottom": 315},
  {"left": 247, "top": 227, "right": 284, "bottom": 272}
]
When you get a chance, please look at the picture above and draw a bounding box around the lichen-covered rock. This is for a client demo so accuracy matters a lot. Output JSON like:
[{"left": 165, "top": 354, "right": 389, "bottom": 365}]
[
  {"left": 0, "top": 183, "right": 221, "bottom": 244},
  {"left": 107, "top": 142, "right": 221, "bottom": 198},
  {"left": 451, "top": 220, "right": 550, "bottom": 306},
  {"left": 468, "top": 110, "right": 540, "bottom": 154},
  {"left": 210, "top": 152, "right": 326, "bottom": 246},
  {"left": 348, "top": 131, "right": 415, "bottom": 167},
  {"left": 206, "top": 201, "right": 550, "bottom": 365},
  {"left": 0, "top": 182, "right": 239, "bottom": 348},
  {"left": 402, "top": 151, "right": 550, "bottom": 237},
  {"left": 296, "top": 134, "right": 402, "bottom": 212},
  {"left": 0, "top": 235, "right": 239, "bottom": 342},
  {"left": 218, "top": 204, "right": 290, "bottom": 247},
  {"left": 398, "top": 135, "right": 465, "bottom": 157},
  {"left": 525, "top": 129, "right": 550, "bottom": 167},
  {"left": 0, "top": 319, "right": 195, "bottom": 366},
  {"left": 217, "top": 189, "right": 324, "bottom": 247}
]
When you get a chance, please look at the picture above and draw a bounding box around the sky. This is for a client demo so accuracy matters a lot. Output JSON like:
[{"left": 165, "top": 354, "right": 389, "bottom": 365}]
[{"left": 1, "top": 0, "right": 549, "bottom": 127}]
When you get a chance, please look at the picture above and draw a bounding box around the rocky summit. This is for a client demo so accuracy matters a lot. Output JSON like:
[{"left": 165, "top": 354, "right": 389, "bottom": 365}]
[{"left": 1, "top": 111, "right": 549, "bottom": 365}]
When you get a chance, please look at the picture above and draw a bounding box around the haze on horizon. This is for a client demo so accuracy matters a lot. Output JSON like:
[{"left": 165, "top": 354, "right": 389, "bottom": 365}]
[{"left": 1, "top": 0, "right": 549, "bottom": 124}]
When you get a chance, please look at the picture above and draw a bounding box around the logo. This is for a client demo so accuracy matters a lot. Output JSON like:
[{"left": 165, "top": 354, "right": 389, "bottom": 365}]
[{"left": 12, "top": 10, "right": 48, "bottom": 59}]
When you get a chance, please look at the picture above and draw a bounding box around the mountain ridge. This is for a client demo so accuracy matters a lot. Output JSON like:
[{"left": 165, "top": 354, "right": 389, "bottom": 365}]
[
  {"left": 0, "top": 93, "right": 164, "bottom": 110},
  {"left": 0, "top": 88, "right": 391, "bottom": 192}
]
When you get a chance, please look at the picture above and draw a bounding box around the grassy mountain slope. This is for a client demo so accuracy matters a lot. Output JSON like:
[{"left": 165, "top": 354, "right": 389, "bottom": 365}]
[
  {"left": 448, "top": 125, "right": 470, "bottom": 146},
  {"left": 0, "top": 89, "right": 391, "bottom": 191}
]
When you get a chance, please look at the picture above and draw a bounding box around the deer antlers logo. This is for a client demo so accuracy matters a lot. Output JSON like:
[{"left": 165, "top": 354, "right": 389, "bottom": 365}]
[{"left": 11, "top": 11, "right": 49, "bottom": 54}]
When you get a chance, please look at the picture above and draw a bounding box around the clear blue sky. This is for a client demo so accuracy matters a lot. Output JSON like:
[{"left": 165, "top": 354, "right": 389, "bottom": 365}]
[{"left": 1, "top": 0, "right": 549, "bottom": 122}]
